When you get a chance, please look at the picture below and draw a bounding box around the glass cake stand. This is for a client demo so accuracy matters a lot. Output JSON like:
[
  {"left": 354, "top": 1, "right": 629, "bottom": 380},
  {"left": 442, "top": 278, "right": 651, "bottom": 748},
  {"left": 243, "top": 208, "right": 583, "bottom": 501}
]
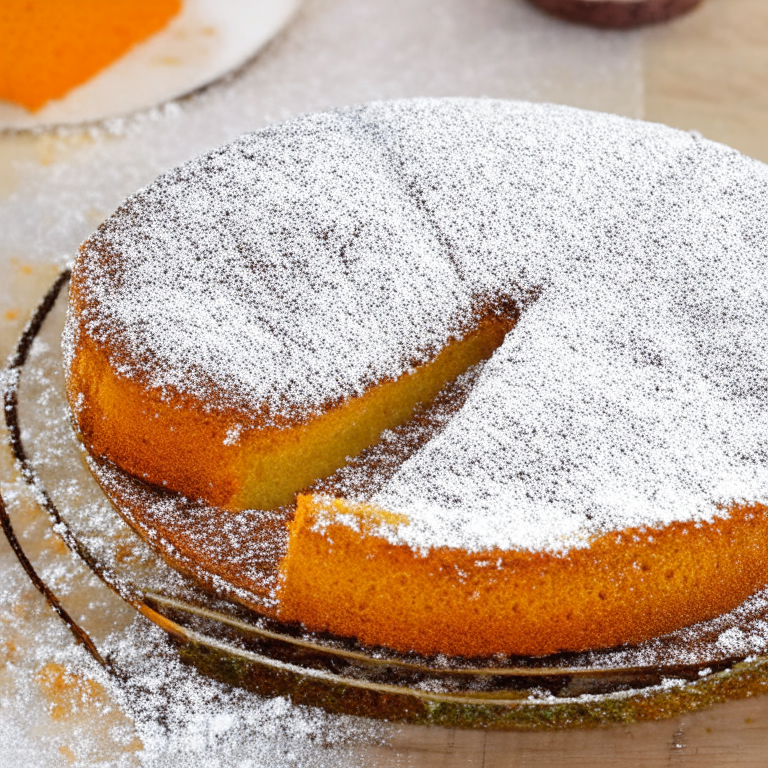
[{"left": 3, "top": 271, "right": 768, "bottom": 730}]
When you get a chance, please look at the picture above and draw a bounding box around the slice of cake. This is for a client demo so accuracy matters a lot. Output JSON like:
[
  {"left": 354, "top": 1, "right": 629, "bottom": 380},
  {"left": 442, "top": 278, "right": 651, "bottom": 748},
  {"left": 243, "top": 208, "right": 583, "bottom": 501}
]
[{"left": 0, "top": 0, "right": 181, "bottom": 111}]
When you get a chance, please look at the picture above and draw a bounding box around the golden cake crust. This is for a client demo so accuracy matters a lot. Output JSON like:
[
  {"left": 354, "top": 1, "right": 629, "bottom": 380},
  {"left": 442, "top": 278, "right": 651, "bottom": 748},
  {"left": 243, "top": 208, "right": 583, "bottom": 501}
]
[
  {"left": 280, "top": 498, "right": 768, "bottom": 657},
  {"left": 90, "top": 463, "right": 768, "bottom": 657}
]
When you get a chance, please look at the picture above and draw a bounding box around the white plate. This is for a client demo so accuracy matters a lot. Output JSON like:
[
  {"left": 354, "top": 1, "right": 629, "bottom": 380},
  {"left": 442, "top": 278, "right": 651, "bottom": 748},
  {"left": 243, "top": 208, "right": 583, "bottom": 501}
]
[{"left": 0, "top": 0, "right": 301, "bottom": 129}]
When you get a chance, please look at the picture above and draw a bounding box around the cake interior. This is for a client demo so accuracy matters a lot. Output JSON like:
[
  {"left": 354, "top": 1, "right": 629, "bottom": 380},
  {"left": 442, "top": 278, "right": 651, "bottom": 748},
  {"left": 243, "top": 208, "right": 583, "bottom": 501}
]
[{"left": 235, "top": 314, "right": 516, "bottom": 511}]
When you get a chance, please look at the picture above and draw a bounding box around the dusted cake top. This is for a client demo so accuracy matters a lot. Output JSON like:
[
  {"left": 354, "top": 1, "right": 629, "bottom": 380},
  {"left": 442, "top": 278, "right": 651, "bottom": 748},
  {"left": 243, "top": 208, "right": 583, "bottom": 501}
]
[{"left": 67, "top": 98, "right": 768, "bottom": 552}]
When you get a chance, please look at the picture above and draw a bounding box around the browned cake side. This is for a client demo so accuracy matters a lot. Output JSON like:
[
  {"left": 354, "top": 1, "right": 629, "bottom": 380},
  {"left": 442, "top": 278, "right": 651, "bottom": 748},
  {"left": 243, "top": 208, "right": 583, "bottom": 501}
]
[
  {"left": 92, "top": 462, "right": 768, "bottom": 658},
  {"left": 278, "top": 497, "right": 768, "bottom": 657}
]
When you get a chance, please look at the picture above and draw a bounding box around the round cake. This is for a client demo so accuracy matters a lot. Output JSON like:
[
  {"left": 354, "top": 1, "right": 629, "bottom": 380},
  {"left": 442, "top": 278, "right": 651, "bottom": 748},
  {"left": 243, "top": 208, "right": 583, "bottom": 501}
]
[
  {"left": 526, "top": 0, "right": 703, "bottom": 28},
  {"left": 65, "top": 99, "right": 768, "bottom": 658}
]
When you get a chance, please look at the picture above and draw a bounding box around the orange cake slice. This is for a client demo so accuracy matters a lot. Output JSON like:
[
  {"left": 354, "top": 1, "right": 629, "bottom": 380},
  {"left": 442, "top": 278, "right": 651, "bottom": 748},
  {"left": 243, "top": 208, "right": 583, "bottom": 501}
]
[{"left": 0, "top": 0, "right": 181, "bottom": 111}]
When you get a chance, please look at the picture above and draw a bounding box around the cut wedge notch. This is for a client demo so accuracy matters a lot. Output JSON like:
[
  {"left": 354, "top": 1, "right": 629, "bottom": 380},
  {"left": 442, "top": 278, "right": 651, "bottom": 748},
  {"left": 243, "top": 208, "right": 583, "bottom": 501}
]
[
  {"left": 234, "top": 314, "right": 515, "bottom": 510},
  {"left": 68, "top": 302, "right": 516, "bottom": 512}
]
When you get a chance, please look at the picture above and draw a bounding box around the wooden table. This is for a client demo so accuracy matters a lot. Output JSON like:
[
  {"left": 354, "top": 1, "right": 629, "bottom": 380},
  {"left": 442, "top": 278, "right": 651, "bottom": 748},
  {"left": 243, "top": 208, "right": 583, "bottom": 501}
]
[
  {"left": 645, "top": 0, "right": 768, "bottom": 165},
  {"left": 1, "top": 0, "right": 767, "bottom": 764}
]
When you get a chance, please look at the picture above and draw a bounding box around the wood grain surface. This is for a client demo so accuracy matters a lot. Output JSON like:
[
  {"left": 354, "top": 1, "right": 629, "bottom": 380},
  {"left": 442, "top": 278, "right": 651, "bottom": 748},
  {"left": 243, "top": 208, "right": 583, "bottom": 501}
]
[
  {"left": 363, "top": 693, "right": 768, "bottom": 766},
  {"left": 644, "top": 0, "right": 768, "bottom": 163}
]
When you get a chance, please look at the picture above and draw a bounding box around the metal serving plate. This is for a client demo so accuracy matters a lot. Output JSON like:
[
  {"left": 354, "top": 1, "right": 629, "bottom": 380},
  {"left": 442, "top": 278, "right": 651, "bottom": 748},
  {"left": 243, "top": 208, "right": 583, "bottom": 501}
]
[{"left": 4, "top": 272, "right": 768, "bottom": 729}]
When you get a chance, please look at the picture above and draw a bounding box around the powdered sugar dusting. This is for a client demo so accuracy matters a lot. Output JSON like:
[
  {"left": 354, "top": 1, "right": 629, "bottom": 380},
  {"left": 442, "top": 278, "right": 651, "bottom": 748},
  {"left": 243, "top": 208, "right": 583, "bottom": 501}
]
[{"left": 70, "top": 98, "right": 768, "bottom": 554}]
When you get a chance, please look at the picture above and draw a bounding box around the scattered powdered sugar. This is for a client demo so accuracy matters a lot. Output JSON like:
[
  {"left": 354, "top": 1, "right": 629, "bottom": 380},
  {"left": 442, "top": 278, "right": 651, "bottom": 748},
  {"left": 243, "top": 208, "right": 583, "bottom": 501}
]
[
  {"left": 69, "top": 98, "right": 768, "bottom": 553},
  {"left": 0, "top": 549, "right": 383, "bottom": 768},
  {"left": 2, "top": 310, "right": 385, "bottom": 767},
  {"left": 99, "top": 620, "right": 383, "bottom": 767}
]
